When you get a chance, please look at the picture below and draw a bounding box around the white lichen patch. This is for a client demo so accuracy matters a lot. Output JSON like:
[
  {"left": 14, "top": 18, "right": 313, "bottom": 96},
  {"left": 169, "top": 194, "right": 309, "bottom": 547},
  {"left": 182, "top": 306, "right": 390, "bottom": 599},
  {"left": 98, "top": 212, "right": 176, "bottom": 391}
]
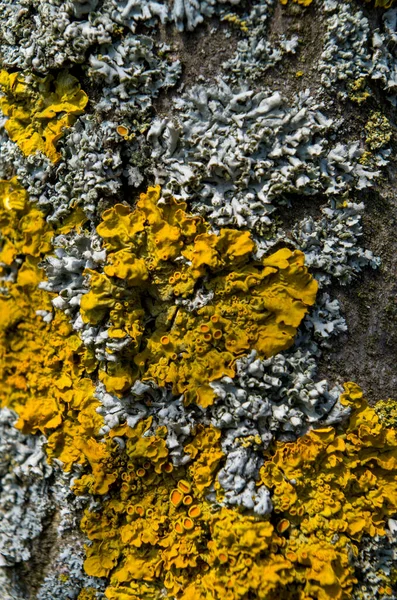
[
  {"left": 148, "top": 83, "right": 380, "bottom": 234},
  {"left": 0, "top": 407, "right": 53, "bottom": 566}
]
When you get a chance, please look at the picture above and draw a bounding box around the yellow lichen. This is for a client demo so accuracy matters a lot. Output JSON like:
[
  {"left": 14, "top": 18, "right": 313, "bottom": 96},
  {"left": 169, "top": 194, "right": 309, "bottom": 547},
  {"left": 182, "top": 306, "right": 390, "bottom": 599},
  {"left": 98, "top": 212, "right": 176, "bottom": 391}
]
[
  {"left": 222, "top": 14, "right": 249, "bottom": 33},
  {"left": 258, "top": 382, "right": 397, "bottom": 600},
  {"left": 0, "top": 69, "right": 88, "bottom": 163},
  {"left": 77, "top": 589, "right": 99, "bottom": 600},
  {"left": 0, "top": 254, "right": 106, "bottom": 474},
  {"left": 364, "top": 111, "right": 392, "bottom": 151},
  {"left": 281, "top": 0, "right": 396, "bottom": 5},
  {"left": 347, "top": 78, "right": 370, "bottom": 104},
  {"left": 0, "top": 180, "right": 103, "bottom": 474},
  {"left": 375, "top": 398, "right": 397, "bottom": 428},
  {"left": 363, "top": 0, "right": 396, "bottom": 6},
  {"left": 81, "top": 185, "right": 318, "bottom": 405},
  {"left": 78, "top": 420, "right": 288, "bottom": 600},
  {"left": 0, "top": 176, "right": 53, "bottom": 269},
  {"left": 78, "top": 422, "right": 222, "bottom": 587},
  {"left": 79, "top": 383, "right": 397, "bottom": 600},
  {"left": 280, "top": 0, "right": 313, "bottom": 6}
]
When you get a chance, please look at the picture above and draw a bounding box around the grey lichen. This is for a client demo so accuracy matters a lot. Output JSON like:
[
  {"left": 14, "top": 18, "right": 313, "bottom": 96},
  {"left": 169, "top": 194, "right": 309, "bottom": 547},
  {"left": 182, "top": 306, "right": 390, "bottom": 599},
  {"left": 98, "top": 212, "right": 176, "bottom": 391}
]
[
  {"left": 87, "top": 35, "right": 182, "bottom": 120},
  {"left": 222, "top": 0, "right": 299, "bottom": 85},
  {"left": 352, "top": 522, "right": 397, "bottom": 600},
  {"left": 319, "top": 0, "right": 372, "bottom": 97},
  {"left": 0, "top": 407, "right": 53, "bottom": 567},
  {"left": 371, "top": 8, "right": 397, "bottom": 105},
  {"left": 148, "top": 83, "right": 380, "bottom": 234},
  {"left": 37, "top": 540, "right": 106, "bottom": 600},
  {"left": 320, "top": 1, "right": 397, "bottom": 106},
  {"left": 292, "top": 199, "right": 381, "bottom": 286}
]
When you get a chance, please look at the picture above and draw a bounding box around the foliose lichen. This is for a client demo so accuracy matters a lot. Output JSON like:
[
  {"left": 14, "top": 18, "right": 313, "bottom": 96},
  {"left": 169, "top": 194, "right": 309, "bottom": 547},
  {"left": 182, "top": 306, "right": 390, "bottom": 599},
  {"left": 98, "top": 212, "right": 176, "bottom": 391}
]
[
  {"left": 0, "top": 0, "right": 396, "bottom": 597},
  {"left": 79, "top": 185, "right": 318, "bottom": 405},
  {"left": 0, "top": 70, "right": 88, "bottom": 163}
]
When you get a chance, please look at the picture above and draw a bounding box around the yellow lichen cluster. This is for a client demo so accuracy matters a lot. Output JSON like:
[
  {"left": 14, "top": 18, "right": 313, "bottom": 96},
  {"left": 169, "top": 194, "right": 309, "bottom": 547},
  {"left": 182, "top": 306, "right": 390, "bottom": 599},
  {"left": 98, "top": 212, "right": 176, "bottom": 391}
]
[
  {"left": 280, "top": 0, "right": 313, "bottom": 6},
  {"left": 0, "top": 69, "right": 88, "bottom": 163},
  {"left": 78, "top": 383, "right": 397, "bottom": 600},
  {"left": 81, "top": 185, "right": 318, "bottom": 406},
  {"left": 79, "top": 420, "right": 293, "bottom": 600},
  {"left": 222, "top": 13, "right": 249, "bottom": 33},
  {"left": 79, "top": 421, "right": 225, "bottom": 597},
  {"left": 0, "top": 259, "right": 103, "bottom": 474},
  {"left": 0, "top": 179, "right": 102, "bottom": 473},
  {"left": 280, "top": 0, "right": 395, "bottom": 6},
  {"left": 375, "top": 398, "right": 397, "bottom": 428},
  {"left": 0, "top": 176, "right": 53, "bottom": 271},
  {"left": 347, "top": 78, "right": 370, "bottom": 104},
  {"left": 364, "top": 111, "right": 392, "bottom": 151},
  {"left": 77, "top": 589, "right": 99, "bottom": 600},
  {"left": 259, "top": 382, "right": 397, "bottom": 600}
]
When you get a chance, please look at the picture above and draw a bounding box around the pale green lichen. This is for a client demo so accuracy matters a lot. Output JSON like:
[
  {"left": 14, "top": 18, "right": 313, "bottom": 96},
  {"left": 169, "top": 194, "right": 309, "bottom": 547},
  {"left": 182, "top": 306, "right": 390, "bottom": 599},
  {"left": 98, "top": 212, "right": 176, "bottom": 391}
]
[
  {"left": 375, "top": 399, "right": 397, "bottom": 428},
  {"left": 364, "top": 111, "right": 393, "bottom": 151}
]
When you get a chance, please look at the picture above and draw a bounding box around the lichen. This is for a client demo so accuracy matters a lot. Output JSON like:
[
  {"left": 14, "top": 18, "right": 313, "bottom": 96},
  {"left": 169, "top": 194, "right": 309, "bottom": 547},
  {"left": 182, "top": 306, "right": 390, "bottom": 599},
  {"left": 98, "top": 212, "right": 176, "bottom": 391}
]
[
  {"left": 364, "top": 111, "right": 393, "bottom": 152},
  {"left": 80, "top": 185, "right": 318, "bottom": 405},
  {"left": 0, "top": 181, "right": 104, "bottom": 475},
  {"left": 149, "top": 85, "right": 380, "bottom": 234},
  {"left": 364, "top": 0, "right": 396, "bottom": 7},
  {"left": 37, "top": 540, "right": 106, "bottom": 600},
  {"left": 0, "top": 1, "right": 396, "bottom": 597},
  {"left": 0, "top": 407, "right": 52, "bottom": 566},
  {"left": 0, "top": 69, "right": 88, "bottom": 163},
  {"left": 77, "top": 419, "right": 280, "bottom": 600},
  {"left": 78, "top": 422, "right": 223, "bottom": 586},
  {"left": 0, "top": 258, "right": 107, "bottom": 470},
  {"left": 352, "top": 529, "right": 397, "bottom": 600},
  {"left": 259, "top": 382, "right": 397, "bottom": 600},
  {"left": 280, "top": 0, "right": 313, "bottom": 5},
  {"left": 77, "top": 383, "right": 397, "bottom": 600},
  {"left": 347, "top": 78, "right": 371, "bottom": 104},
  {"left": 293, "top": 198, "right": 380, "bottom": 286},
  {"left": 0, "top": 176, "right": 53, "bottom": 269},
  {"left": 375, "top": 399, "right": 397, "bottom": 428}
]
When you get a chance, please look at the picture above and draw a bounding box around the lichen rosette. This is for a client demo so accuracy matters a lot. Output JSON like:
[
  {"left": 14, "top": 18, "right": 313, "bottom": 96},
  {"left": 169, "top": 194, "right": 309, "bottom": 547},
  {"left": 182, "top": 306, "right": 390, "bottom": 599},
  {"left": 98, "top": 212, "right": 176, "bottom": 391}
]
[{"left": 80, "top": 185, "right": 318, "bottom": 406}]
